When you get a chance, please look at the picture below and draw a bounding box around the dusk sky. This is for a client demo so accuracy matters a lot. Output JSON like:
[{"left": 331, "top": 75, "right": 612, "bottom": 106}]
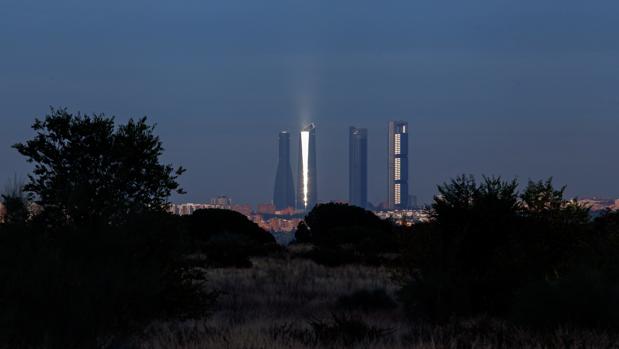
[{"left": 1, "top": 0, "right": 618, "bottom": 206}]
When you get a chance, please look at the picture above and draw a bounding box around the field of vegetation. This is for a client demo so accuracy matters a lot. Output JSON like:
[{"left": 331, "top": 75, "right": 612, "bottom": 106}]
[{"left": 137, "top": 256, "right": 619, "bottom": 349}]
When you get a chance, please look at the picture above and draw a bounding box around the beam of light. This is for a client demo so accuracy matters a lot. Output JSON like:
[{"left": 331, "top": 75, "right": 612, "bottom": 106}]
[
  {"left": 301, "top": 130, "right": 310, "bottom": 210},
  {"left": 292, "top": 56, "right": 318, "bottom": 128}
]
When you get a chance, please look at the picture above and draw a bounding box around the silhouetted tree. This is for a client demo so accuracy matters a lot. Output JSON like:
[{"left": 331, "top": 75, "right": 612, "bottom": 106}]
[
  {"left": 13, "top": 108, "right": 185, "bottom": 225},
  {"left": 520, "top": 178, "right": 566, "bottom": 214},
  {"left": 0, "top": 109, "right": 215, "bottom": 348},
  {"left": 408, "top": 176, "right": 521, "bottom": 319},
  {"left": 399, "top": 175, "right": 615, "bottom": 327}
]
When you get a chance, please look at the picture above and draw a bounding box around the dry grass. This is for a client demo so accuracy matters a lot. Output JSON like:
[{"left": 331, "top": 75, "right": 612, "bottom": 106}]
[{"left": 135, "top": 257, "right": 619, "bottom": 349}]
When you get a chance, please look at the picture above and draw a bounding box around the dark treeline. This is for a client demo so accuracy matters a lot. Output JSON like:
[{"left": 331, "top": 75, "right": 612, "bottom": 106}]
[
  {"left": 1, "top": 109, "right": 618, "bottom": 348},
  {"left": 398, "top": 176, "right": 619, "bottom": 328}
]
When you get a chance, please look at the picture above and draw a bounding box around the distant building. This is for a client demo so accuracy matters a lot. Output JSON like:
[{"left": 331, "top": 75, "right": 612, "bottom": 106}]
[
  {"left": 231, "top": 204, "right": 253, "bottom": 217},
  {"left": 169, "top": 202, "right": 226, "bottom": 216},
  {"left": 274, "top": 206, "right": 298, "bottom": 216},
  {"left": 267, "top": 217, "right": 302, "bottom": 233},
  {"left": 577, "top": 198, "right": 619, "bottom": 212},
  {"left": 257, "top": 203, "right": 276, "bottom": 215},
  {"left": 273, "top": 131, "right": 296, "bottom": 210},
  {"left": 297, "top": 123, "right": 317, "bottom": 211},
  {"left": 251, "top": 214, "right": 269, "bottom": 231},
  {"left": 349, "top": 127, "right": 368, "bottom": 208},
  {"left": 375, "top": 209, "right": 430, "bottom": 227},
  {"left": 388, "top": 121, "right": 409, "bottom": 210},
  {"left": 169, "top": 203, "right": 202, "bottom": 215},
  {"left": 210, "top": 196, "right": 232, "bottom": 208},
  {"left": 0, "top": 202, "right": 5, "bottom": 223}
]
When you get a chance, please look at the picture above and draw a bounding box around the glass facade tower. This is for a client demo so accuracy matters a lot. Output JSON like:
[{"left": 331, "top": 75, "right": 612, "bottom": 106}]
[
  {"left": 388, "top": 121, "right": 409, "bottom": 209},
  {"left": 297, "top": 123, "right": 317, "bottom": 211},
  {"left": 273, "top": 131, "right": 295, "bottom": 210}
]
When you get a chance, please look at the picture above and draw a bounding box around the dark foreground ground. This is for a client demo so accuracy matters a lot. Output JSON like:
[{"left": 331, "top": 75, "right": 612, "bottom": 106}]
[{"left": 135, "top": 252, "right": 619, "bottom": 349}]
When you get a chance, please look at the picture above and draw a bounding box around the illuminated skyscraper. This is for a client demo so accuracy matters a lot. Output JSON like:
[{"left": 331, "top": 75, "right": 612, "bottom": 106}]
[
  {"left": 349, "top": 127, "right": 368, "bottom": 208},
  {"left": 273, "top": 131, "right": 295, "bottom": 210},
  {"left": 297, "top": 123, "right": 317, "bottom": 211},
  {"left": 388, "top": 121, "right": 409, "bottom": 209}
]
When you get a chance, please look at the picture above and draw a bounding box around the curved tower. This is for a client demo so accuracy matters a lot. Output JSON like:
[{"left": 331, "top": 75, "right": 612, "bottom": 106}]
[
  {"left": 297, "top": 123, "right": 317, "bottom": 211},
  {"left": 273, "top": 131, "right": 295, "bottom": 210}
]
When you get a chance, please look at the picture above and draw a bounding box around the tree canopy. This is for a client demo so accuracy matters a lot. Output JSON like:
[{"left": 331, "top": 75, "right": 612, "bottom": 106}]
[
  {"left": 13, "top": 108, "right": 185, "bottom": 225},
  {"left": 399, "top": 175, "right": 618, "bottom": 327}
]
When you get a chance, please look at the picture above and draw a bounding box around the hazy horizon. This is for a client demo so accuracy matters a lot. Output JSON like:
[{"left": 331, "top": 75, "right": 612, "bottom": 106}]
[{"left": 1, "top": 0, "right": 618, "bottom": 206}]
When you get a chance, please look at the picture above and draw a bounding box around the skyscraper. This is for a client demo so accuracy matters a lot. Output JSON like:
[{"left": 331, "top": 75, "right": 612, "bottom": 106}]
[
  {"left": 297, "top": 123, "right": 317, "bottom": 211},
  {"left": 388, "top": 121, "right": 409, "bottom": 210},
  {"left": 349, "top": 127, "right": 368, "bottom": 208},
  {"left": 273, "top": 131, "right": 295, "bottom": 210}
]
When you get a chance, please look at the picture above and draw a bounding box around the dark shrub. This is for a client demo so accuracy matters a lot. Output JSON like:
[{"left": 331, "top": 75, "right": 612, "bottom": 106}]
[
  {"left": 188, "top": 209, "right": 275, "bottom": 244},
  {"left": 301, "top": 203, "right": 395, "bottom": 249},
  {"left": 293, "top": 245, "right": 394, "bottom": 267},
  {"left": 294, "top": 203, "right": 398, "bottom": 266},
  {"left": 186, "top": 208, "right": 279, "bottom": 267},
  {"left": 398, "top": 175, "right": 615, "bottom": 328}
]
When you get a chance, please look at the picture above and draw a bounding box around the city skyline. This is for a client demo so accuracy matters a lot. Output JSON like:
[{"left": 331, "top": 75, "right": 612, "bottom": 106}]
[
  {"left": 272, "top": 122, "right": 409, "bottom": 210},
  {"left": 3, "top": 114, "right": 618, "bottom": 208},
  {"left": 1, "top": 1, "right": 618, "bottom": 205}
]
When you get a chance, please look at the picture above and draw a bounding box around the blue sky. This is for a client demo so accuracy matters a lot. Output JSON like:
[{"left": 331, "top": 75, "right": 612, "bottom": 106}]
[{"left": 1, "top": 0, "right": 618, "bottom": 205}]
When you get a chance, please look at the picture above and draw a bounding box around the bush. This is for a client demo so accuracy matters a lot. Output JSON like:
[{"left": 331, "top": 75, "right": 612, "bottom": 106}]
[
  {"left": 293, "top": 203, "right": 399, "bottom": 266},
  {"left": 185, "top": 208, "right": 279, "bottom": 267},
  {"left": 398, "top": 176, "right": 618, "bottom": 328},
  {"left": 300, "top": 203, "right": 395, "bottom": 248}
]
